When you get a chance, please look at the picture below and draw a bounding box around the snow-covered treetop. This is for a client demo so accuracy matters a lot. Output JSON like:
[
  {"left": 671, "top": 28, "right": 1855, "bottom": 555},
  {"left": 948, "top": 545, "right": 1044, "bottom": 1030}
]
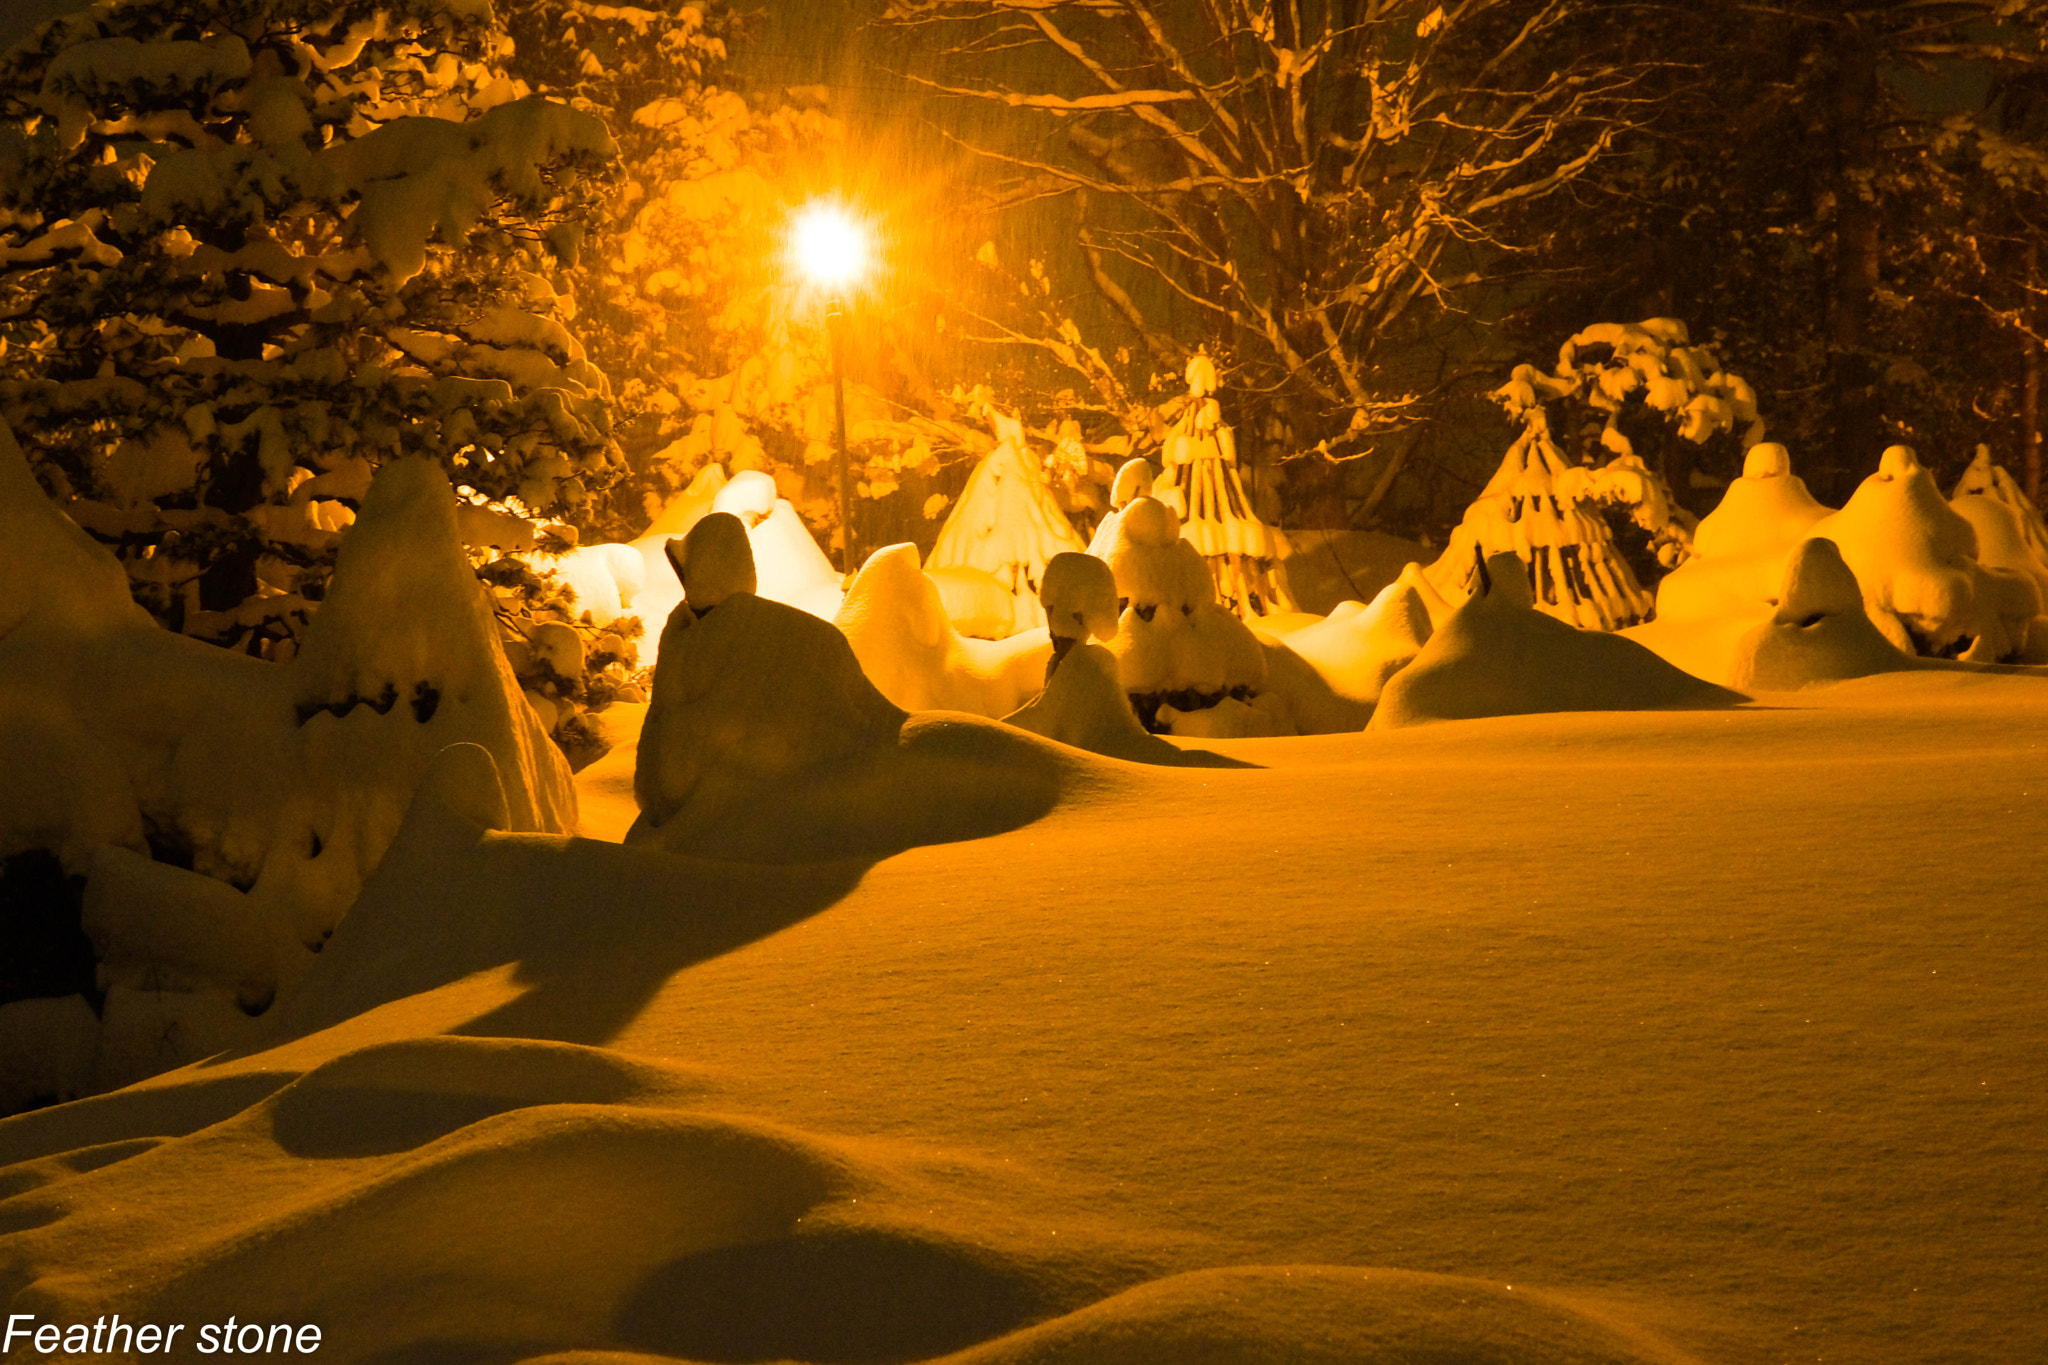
[
  {"left": 0, "top": 0, "right": 621, "bottom": 650},
  {"left": 1494, "top": 318, "right": 1765, "bottom": 460}
]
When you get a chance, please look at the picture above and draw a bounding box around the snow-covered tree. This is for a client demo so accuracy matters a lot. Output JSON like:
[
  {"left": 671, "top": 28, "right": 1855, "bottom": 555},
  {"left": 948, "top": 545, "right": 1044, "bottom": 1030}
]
[
  {"left": 879, "top": 0, "right": 1651, "bottom": 528},
  {"left": 1528, "top": 1, "right": 2048, "bottom": 506},
  {"left": 1492, "top": 318, "right": 1764, "bottom": 583},
  {"left": 0, "top": 0, "right": 617, "bottom": 652}
]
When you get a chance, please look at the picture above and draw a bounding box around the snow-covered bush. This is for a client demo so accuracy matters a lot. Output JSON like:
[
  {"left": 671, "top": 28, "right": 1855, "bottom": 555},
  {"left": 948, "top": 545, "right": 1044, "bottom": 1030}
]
[
  {"left": 0, "top": 0, "right": 619, "bottom": 653},
  {"left": 1495, "top": 318, "right": 1764, "bottom": 578},
  {"left": 1097, "top": 494, "right": 1268, "bottom": 731},
  {"left": 927, "top": 405, "right": 1087, "bottom": 633},
  {"left": 1156, "top": 352, "right": 1295, "bottom": 622},
  {"left": 1426, "top": 407, "right": 1656, "bottom": 631},
  {"left": 1429, "top": 319, "right": 1769, "bottom": 631}
]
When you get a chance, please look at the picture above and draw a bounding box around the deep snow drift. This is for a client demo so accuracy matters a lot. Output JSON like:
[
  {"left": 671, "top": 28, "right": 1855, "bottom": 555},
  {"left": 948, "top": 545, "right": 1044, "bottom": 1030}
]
[
  {"left": 3, "top": 668, "right": 2045, "bottom": 1365},
  {"left": 7, "top": 413, "right": 2048, "bottom": 1365}
]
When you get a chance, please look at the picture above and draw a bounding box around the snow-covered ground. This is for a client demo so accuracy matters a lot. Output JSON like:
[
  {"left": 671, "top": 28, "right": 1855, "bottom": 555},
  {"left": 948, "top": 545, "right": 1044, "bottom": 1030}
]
[{"left": 3, "top": 668, "right": 2043, "bottom": 1364}]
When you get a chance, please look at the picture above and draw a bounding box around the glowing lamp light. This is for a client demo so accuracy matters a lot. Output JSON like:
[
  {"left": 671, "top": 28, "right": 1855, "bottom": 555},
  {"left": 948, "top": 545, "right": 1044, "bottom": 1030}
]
[{"left": 790, "top": 200, "right": 869, "bottom": 293}]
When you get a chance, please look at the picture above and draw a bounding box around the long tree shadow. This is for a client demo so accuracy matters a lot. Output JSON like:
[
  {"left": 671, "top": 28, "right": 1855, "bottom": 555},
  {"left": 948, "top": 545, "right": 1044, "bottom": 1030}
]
[
  {"left": 264, "top": 736, "right": 1079, "bottom": 1049},
  {"left": 268, "top": 810, "right": 879, "bottom": 1049}
]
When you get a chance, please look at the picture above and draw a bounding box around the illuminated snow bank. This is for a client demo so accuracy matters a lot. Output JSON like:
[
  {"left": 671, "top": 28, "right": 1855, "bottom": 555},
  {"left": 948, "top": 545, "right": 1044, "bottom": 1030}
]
[{"left": 1374, "top": 550, "right": 1739, "bottom": 728}]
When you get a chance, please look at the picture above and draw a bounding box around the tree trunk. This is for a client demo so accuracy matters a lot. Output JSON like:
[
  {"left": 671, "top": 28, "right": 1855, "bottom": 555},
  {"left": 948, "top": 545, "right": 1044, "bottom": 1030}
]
[
  {"left": 2026, "top": 242, "right": 2042, "bottom": 505},
  {"left": 1826, "top": 25, "right": 1882, "bottom": 493},
  {"left": 2025, "top": 328, "right": 2042, "bottom": 506}
]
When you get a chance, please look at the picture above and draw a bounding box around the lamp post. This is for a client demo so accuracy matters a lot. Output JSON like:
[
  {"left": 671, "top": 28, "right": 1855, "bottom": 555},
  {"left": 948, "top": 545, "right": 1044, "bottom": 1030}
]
[
  {"left": 826, "top": 297, "right": 852, "bottom": 572},
  {"left": 791, "top": 200, "right": 870, "bottom": 573}
]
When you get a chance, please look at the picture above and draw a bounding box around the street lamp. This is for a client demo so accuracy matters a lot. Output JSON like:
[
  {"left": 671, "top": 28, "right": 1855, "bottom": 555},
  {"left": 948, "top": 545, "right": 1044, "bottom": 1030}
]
[{"left": 790, "top": 199, "right": 871, "bottom": 573}]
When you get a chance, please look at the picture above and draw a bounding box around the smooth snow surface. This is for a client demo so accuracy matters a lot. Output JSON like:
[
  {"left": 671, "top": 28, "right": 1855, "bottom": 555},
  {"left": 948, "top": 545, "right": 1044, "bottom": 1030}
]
[{"left": 5, "top": 669, "right": 2046, "bottom": 1364}]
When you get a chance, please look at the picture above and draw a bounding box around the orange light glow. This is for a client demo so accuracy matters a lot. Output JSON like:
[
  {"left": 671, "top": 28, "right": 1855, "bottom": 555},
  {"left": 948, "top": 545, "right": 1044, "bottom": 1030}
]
[{"left": 788, "top": 199, "right": 870, "bottom": 293}]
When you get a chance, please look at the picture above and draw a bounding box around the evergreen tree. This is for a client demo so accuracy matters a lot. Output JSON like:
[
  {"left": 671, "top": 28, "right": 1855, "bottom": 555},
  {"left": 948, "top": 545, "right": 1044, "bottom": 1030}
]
[{"left": 0, "top": 0, "right": 618, "bottom": 652}]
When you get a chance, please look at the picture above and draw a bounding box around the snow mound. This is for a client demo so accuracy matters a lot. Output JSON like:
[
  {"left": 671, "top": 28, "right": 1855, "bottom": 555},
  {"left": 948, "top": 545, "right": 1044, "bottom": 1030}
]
[
  {"left": 833, "top": 543, "right": 1049, "bottom": 717},
  {"left": 1625, "top": 443, "right": 1837, "bottom": 685},
  {"left": 0, "top": 1053, "right": 858, "bottom": 1363},
  {"left": 1274, "top": 571, "right": 1438, "bottom": 705},
  {"left": 1374, "top": 551, "right": 1739, "bottom": 728},
  {"left": 1725, "top": 538, "right": 1920, "bottom": 692},
  {"left": 1005, "top": 643, "right": 1217, "bottom": 764},
  {"left": 1098, "top": 496, "right": 1268, "bottom": 729},
  {"left": 1244, "top": 641, "right": 1375, "bottom": 734},
  {"left": 727, "top": 486, "right": 845, "bottom": 623},
  {"left": 261, "top": 456, "right": 575, "bottom": 946},
  {"left": 1084, "top": 457, "right": 1156, "bottom": 559},
  {"left": 943, "top": 1264, "right": 1679, "bottom": 1365},
  {"left": 1803, "top": 446, "right": 1992, "bottom": 656},
  {"left": 1651, "top": 442, "right": 1832, "bottom": 627},
  {"left": 1948, "top": 445, "right": 2048, "bottom": 660},
  {"left": 1039, "top": 551, "right": 1120, "bottom": 647},
  {"left": 1695, "top": 442, "right": 1831, "bottom": 560},
  {"left": 929, "top": 413, "right": 1087, "bottom": 633},
  {"left": 635, "top": 592, "right": 904, "bottom": 837},
  {"left": 667, "top": 510, "right": 757, "bottom": 611},
  {"left": 926, "top": 564, "right": 1016, "bottom": 640},
  {"left": 632, "top": 583, "right": 1068, "bottom": 862}
]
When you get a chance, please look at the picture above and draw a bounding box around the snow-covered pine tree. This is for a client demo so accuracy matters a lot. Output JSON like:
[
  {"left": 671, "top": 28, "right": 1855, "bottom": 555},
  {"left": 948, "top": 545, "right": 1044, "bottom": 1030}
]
[{"left": 0, "top": 0, "right": 618, "bottom": 653}]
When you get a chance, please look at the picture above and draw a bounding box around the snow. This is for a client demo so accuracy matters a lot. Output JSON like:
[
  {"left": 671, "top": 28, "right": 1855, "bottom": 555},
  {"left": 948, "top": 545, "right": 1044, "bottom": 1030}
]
[
  {"left": 1156, "top": 354, "right": 1296, "bottom": 619},
  {"left": 1270, "top": 569, "right": 1442, "bottom": 706},
  {"left": 1096, "top": 495, "right": 1269, "bottom": 725},
  {"left": 1037, "top": 550, "right": 1120, "bottom": 648},
  {"left": 927, "top": 412, "right": 1087, "bottom": 633},
  {"left": 2, "top": 436, "right": 577, "bottom": 1093},
  {"left": 1427, "top": 410, "right": 1654, "bottom": 631},
  {"left": 1374, "top": 550, "right": 1739, "bottom": 728},
  {"left": 628, "top": 596, "right": 1065, "bottom": 862},
  {"left": 1805, "top": 445, "right": 1989, "bottom": 655},
  {"left": 713, "top": 471, "right": 846, "bottom": 622},
  {"left": 324, "top": 97, "right": 617, "bottom": 285},
  {"left": 9, "top": 350, "right": 2048, "bottom": 1363},
  {"left": 1720, "top": 537, "right": 1922, "bottom": 692},
  {"left": 665, "top": 509, "right": 756, "bottom": 610},
  {"left": 832, "top": 543, "right": 1049, "bottom": 717},
  {"left": 5, "top": 661, "right": 2047, "bottom": 1363},
  {"left": 1003, "top": 642, "right": 1209, "bottom": 764}
]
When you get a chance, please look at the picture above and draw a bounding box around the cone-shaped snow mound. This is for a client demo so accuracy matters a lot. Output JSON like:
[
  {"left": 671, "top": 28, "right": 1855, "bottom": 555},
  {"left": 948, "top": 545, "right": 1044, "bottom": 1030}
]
[
  {"left": 928, "top": 419, "right": 1087, "bottom": 633},
  {"left": 261, "top": 456, "right": 575, "bottom": 945},
  {"left": 1724, "top": 537, "right": 1920, "bottom": 691},
  {"left": 1375, "top": 551, "right": 1740, "bottom": 728}
]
